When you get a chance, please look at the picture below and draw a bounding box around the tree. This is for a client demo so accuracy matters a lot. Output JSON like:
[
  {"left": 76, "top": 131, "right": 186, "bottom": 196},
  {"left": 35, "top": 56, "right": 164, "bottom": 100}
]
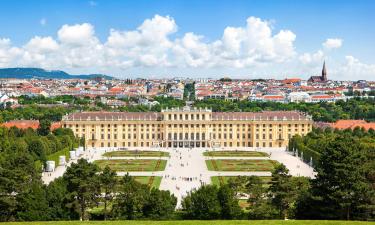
[
  {"left": 112, "top": 174, "right": 149, "bottom": 220},
  {"left": 246, "top": 176, "right": 265, "bottom": 206},
  {"left": 268, "top": 164, "right": 293, "bottom": 219},
  {"left": 217, "top": 184, "right": 242, "bottom": 219},
  {"left": 37, "top": 119, "right": 52, "bottom": 136},
  {"left": 0, "top": 145, "right": 40, "bottom": 221},
  {"left": 28, "top": 138, "right": 48, "bottom": 162},
  {"left": 15, "top": 182, "right": 50, "bottom": 221},
  {"left": 182, "top": 185, "right": 221, "bottom": 219},
  {"left": 303, "top": 135, "right": 373, "bottom": 220},
  {"left": 143, "top": 189, "right": 177, "bottom": 219},
  {"left": 63, "top": 159, "right": 100, "bottom": 221},
  {"left": 45, "top": 177, "right": 78, "bottom": 220},
  {"left": 99, "top": 166, "right": 117, "bottom": 220}
]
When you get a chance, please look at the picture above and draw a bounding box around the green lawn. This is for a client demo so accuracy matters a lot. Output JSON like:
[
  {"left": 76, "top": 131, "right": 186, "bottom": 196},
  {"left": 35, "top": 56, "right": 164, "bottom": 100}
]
[
  {"left": 211, "top": 176, "right": 272, "bottom": 186},
  {"left": 115, "top": 176, "right": 162, "bottom": 189},
  {"left": 204, "top": 151, "right": 269, "bottom": 157},
  {"left": 103, "top": 150, "right": 169, "bottom": 157},
  {"left": 206, "top": 159, "right": 277, "bottom": 171},
  {"left": 2, "top": 220, "right": 372, "bottom": 225},
  {"left": 133, "top": 176, "right": 162, "bottom": 189},
  {"left": 94, "top": 159, "right": 166, "bottom": 171}
]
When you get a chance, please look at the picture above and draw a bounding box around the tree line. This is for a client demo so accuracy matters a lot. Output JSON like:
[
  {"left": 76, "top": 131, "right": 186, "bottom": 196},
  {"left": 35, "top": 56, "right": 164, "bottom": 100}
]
[{"left": 193, "top": 97, "right": 375, "bottom": 122}]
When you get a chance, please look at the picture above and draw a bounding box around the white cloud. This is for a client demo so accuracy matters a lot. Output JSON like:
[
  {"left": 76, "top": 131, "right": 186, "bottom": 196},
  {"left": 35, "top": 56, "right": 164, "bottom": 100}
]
[
  {"left": 0, "top": 38, "right": 22, "bottom": 67},
  {"left": 40, "top": 18, "right": 47, "bottom": 26},
  {"left": 334, "top": 56, "right": 375, "bottom": 80},
  {"left": 24, "top": 36, "right": 59, "bottom": 53},
  {"left": 0, "top": 15, "right": 373, "bottom": 80},
  {"left": 323, "top": 38, "right": 343, "bottom": 49},
  {"left": 58, "top": 23, "right": 97, "bottom": 46},
  {"left": 299, "top": 50, "right": 324, "bottom": 65}
]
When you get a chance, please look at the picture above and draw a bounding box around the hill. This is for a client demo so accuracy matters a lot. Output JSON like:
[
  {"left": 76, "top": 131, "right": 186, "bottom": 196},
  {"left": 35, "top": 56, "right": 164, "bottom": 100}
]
[{"left": 0, "top": 68, "right": 114, "bottom": 80}]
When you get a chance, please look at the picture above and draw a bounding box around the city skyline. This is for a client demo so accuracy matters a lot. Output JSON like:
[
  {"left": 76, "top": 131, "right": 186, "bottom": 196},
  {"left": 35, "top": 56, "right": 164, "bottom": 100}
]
[{"left": 0, "top": 0, "right": 374, "bottom": 80}]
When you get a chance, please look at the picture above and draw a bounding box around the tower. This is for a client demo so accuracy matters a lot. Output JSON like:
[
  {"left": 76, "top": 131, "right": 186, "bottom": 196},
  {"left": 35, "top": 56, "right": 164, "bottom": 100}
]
[{"left": 322, "top": 61, "right": 327, "bottom": 81}]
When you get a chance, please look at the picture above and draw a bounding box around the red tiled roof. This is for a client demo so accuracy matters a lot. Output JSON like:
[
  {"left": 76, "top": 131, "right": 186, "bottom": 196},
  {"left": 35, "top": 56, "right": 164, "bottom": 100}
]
[
  {"left": 332, "top": 120, "right": 366, "bottom": 129},
  {"left": 1, "top": 120, "right": 61, "bottom": 130},
  {"left": 1, "top": 120, "right": 39, "bottom": 129}
]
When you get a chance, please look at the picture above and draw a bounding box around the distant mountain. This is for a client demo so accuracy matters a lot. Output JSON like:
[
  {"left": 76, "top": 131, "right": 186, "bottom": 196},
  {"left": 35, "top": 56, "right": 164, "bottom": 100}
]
[{"left": 0, "top": 68, "right": 115, "bottom": 80}]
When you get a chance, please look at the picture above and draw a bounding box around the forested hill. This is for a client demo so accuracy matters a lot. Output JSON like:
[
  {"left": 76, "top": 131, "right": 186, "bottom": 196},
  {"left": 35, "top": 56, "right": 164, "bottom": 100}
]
[{"left": 0, "top": 68, "right": 114, "bottom": 80}]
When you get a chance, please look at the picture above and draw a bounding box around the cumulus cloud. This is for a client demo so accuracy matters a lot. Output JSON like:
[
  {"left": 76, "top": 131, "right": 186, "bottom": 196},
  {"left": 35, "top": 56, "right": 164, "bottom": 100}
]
[
  {"left": 58, "top": 23, "right": 97, "bottom": 46},
  {"left": 299, "top": 50, "right": 324, "bottom": 65},
  {"left": 0, "top": 15, "right": 372, "bottom": 80},
  {"left": 0, "top": 15, "right": 298, "bottom": 71},
  {"left": 336, "top": 56, "right": 375, "bottom": 80},
  {"left": 323, "top": 38, "right": 343, "bottom": 49}
]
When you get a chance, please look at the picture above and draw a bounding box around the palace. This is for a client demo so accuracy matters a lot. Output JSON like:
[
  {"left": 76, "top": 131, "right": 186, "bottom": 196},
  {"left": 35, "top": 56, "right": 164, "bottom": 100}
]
[{"left": 62, "top": 107, "right": 313, "bottom": 149}]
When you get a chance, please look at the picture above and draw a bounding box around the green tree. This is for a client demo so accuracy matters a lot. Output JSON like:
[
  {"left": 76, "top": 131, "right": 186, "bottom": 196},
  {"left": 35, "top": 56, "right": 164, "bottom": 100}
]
[
  {"left": 182, "top": 185, "right": 221, "bottom": 219},
  {"left": 143, "top": 189, "right": 177, "bottom": 219},
  {"left": 45, "top": 177, "right": 78, "bottom": 220},
  {"left": 246, "top": 176, "right": 265, "bottom": 206},
  {"left": 217, "top": 184, "right": 242, "bottom": 219},
  {"left": 308, "top": 135, "right": 373, "bottom": 220},
  {"left": 15, "top": 182, "right": 50, "bottom": 221},
  {"left": 112, "top": 174, "right": 149, "bottom": 220},
  {"left": 99, "top": 166, "right": 117, "bottom": 220},
  {"left": 63, "top": 159, "right": 100, "bottom": 221},
  {"left": 37, "top": 119, "right": 51, "bottom": 136},
  {"left": 268, "top": 164, "right": 293, "bottom": 219}
]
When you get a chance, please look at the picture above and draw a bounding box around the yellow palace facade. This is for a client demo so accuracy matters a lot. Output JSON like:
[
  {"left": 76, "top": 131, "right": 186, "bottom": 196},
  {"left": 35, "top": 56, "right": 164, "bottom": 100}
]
[{"left": 62, "top": 107, "right": 313, "bottom": 149}]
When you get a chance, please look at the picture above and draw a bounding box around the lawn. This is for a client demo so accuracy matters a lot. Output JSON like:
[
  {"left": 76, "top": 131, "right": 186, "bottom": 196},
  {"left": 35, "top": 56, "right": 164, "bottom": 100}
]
[
  {"left": 133, "top": 176, "right": 162, "bottom": 189},
  {"left": 2, "top": 220, "right": 372, "bottom": 225},
  {"left": 103, "top": 150, "right": 169, "bottom": 157},
  {"left": 204, "top": 151, "right": 269, "bottom": 157},
  {"left": 115, "top": 176, "right": 162, "bottom": 189},
  {"left": 206, "top": 159, "right": 277, "bottom": 171},
  {"left": 94, "top": 159, "right": 167, "bottom": 171},
  {"left": 211, "top": 176, "right": 272, "bottom": 186}
]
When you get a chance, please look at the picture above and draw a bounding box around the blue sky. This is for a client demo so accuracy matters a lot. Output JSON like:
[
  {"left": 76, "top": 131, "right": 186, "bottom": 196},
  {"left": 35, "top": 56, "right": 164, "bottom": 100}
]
[{"left": 0, "top": 0, "right": 374, "bottom": 80}]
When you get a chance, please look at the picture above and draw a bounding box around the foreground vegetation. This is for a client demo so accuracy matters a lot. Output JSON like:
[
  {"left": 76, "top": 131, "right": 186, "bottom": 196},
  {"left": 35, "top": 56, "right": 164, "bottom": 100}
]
[{"left": 1, "top": 221, "right": 373, "bottom": 225}]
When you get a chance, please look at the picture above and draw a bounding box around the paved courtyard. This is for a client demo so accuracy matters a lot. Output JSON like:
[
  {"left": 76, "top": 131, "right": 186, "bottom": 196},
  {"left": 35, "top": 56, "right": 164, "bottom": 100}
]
[{"left": 42, "top": 147, "right": 315, "bottom": 207}]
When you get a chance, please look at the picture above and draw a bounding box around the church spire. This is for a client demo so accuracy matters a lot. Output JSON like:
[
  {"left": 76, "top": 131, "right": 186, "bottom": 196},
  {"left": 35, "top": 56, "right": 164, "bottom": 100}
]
[{"left": 322, "top": 61, "right": 327, "bottom": 81}]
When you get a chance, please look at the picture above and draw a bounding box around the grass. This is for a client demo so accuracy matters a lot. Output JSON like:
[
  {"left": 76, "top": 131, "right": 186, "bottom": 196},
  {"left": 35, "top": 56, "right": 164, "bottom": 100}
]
[
  {"left": 206, "top": 159, "right": 277, "bottom": 171},
  {"left": 133, "top": 176, "right": 162, "bottom": 189},
  {"left": 211, "top": 176, "right": 272, "bottom": 186},
  {"left": 2, "top": 220, "right": 372, "bottom": 225},
  {"left": 103, "top": 150, "right": 169, "bottom": 157},
  {"left": 94, "top": 159, "right": 167, "bottom": 171},
  {"left": 115, "top": 176, "right": 162, "bottom": 189},
  {"left": 47, "top": 147, "right": 70, "bottom": 165},
  {"left": 204, "top": 151, "right": 269, "bottom": 157}
]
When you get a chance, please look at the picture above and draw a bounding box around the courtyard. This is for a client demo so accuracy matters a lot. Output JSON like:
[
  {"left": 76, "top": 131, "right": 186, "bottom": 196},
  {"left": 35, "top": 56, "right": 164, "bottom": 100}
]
[{"left": 42, "top": 147, "right": 315, "bottom": 207}]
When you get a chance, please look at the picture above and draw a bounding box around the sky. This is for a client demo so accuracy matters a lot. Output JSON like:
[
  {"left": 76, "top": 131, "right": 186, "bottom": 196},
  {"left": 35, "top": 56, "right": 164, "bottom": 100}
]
[{"left": 0, "top": 0, "right": 374, "bottom": 80}]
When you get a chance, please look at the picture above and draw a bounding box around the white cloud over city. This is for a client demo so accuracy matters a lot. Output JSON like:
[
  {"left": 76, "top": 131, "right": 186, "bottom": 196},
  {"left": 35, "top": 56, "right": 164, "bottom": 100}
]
[{"left": 0, "top": 15, "right": 374, "bottom": 80}]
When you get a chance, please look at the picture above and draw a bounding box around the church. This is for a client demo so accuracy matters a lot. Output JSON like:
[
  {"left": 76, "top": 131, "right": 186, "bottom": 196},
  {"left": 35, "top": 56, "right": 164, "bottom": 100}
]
[{"left": 308, "top": 61, "right": 328, "bottom": 83}]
